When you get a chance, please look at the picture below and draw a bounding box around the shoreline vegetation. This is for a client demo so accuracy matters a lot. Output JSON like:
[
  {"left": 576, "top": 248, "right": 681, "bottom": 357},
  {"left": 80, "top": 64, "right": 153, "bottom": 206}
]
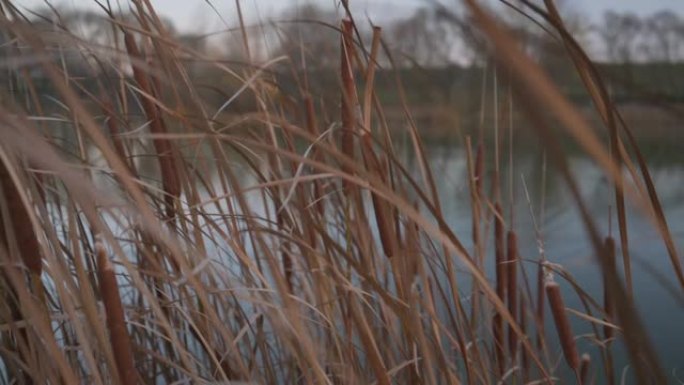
[{"left": 0, "top": 1, "right": 681, "bottom": 384}]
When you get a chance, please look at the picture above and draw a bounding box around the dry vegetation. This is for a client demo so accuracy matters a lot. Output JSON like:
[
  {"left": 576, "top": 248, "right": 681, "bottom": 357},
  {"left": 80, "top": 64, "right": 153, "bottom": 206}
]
[{"left": 0, "top": 0, "right": 680, "bottom": 384}]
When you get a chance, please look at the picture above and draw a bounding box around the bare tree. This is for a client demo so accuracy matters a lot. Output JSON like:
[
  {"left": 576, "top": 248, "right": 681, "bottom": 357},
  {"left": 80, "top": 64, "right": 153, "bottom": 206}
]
[
  {"left": 272, "top": 4, "right": 342, "bottom": 69},
  {"left": 600, "top": 11, "right": 643, "bottom": 63},
  {"left": 388, "top": 7, "right": 465, "bottom": 67},
  {"left": 642, "top": 10, "right": 683, "bottom": 62}
]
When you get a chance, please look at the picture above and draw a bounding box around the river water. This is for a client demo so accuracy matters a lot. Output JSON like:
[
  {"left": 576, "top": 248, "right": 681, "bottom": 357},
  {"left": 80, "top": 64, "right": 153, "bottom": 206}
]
[{"left": 411, "top": 139, "right": 684, "bottom": 382}]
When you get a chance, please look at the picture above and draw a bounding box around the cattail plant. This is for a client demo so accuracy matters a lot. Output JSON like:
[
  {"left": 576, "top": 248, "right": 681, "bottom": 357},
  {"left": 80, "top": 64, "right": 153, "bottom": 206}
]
[
  {"left": 359, "top": 26, "right": 398, "bottom": 262},
  {"left": 123, "top": 31, "right": 181, "bottom": 221},
  {"left": 95, "top": 241, "right": 139, "bottom": 385},
  {"left": 545, "top": 279, "right": 580, "bottom": 371}
]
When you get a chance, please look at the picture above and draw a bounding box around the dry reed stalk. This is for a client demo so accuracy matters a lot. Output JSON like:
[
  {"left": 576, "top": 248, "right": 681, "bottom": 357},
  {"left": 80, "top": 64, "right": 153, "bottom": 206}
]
[
  {"left": 545, "top": 281, "right": 579, "bottom": 370},
  {"left": 360, "top": 133, "right": 397, "bottom": 261},
  {"left": 580, "top": 353, "right": 591, "bottom": 385},
  {"left": 466, "top": 137, "right": 484, "bottom": 330},
  {"left": 475, "top": 142, "right": 485, "bottom": 199},
  {"left": 536, "top": 260, "right": 546, "bottom": 350},
  {"left": 520, "top": 297, "right": 530, "bottom": 382},
  {"left": 492, "top": 313, "right": 505, "bottom": 376},
  {"left": 340, "top": 19, "right": 358, "bottom": 164},
  {"left": 303, "top": 94, "right": 325, "bottom": 217},
  {"left": 494, "top": 203, "right": 506, "bottom": 302},
  {"left": 506, "top": 230, "right": 518, "bottom": 357},
  {"left": 337, "top": 18, "right": 380, "bottom": 273},
  {"left": 620, "top": 118, "right": 684, "bottom": 290},
  {"left": 358, "top": 25, "right": 398, "bottom": 261},
  {"left": 123, "top": 31, "right": 180, "bottom": 220},
  {"left": 276, "top": 210, "right": 294, "bottom": 293},
  {"left": 362, "top": 26, "right": 382, "bottom": 137},
  {"left": 370, "top": 189, "right": 396, "bottom": 260},
  {"left": 0, "top": 265, "right": 36, "bottom": 385},
  {"left": 119, "top": 33, "right": 187, "bottom": 365},
  {"left": 466, "top": 139, "right": 482, "bottom": 261},
  {"left": 603, "top": 236, "right": 616, "bottom": 342},
  {"left": 493, "top": 202, "right": 506, "bottom": 372},
  {"left": 101, "top": 100, "right": 138, "bottom": 177},
  {"left": 347, "top": 297, "right": 391, "bottom": 385},
  {"left": 95, "top": 241, "right": 139, "bottom": 385}
]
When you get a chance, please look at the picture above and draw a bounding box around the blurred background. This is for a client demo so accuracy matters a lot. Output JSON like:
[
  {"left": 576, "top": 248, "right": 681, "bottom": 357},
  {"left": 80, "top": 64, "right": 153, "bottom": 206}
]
[{"left": 9, "top": 0, "right": 684, "bottom": 138}]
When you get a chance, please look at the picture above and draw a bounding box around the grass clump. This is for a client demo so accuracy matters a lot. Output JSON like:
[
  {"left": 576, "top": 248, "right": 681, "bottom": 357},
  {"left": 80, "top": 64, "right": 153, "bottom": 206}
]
[{"left": 0, "top": 1, "right": 679, "bottom": 384}]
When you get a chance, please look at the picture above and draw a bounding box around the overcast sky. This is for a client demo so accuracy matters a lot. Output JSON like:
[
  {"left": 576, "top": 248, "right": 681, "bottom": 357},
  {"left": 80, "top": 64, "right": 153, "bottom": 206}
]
[{"left": 12, "top": 0, "right": 684, "bottom": 33}]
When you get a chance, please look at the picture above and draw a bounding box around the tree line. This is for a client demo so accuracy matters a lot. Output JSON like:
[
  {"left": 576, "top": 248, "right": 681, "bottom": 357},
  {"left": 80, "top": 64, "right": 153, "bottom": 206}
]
[
  {"left": 5, "top": 3, "right": 684, "bottom": 112},
  {"left": 14, "top": 4, "right": 684, "bottom": 68}
]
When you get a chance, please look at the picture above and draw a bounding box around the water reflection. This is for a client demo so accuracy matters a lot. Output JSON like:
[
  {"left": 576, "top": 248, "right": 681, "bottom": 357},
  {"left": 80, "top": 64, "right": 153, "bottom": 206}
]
[{"left": 417, "top": 140, "right": 684, "bottom": 380}]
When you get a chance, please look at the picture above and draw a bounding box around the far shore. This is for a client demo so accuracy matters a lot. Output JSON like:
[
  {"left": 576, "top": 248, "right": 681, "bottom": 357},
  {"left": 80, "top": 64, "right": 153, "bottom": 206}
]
[{"left": 378, "top": 101, "right": 684, "bottom": 142}]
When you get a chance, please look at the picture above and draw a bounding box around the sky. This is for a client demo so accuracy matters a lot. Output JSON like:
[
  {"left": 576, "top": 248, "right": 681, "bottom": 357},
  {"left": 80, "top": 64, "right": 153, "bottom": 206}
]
[{"left": 12, "top": 0, "right": 684, "bottom": 33}]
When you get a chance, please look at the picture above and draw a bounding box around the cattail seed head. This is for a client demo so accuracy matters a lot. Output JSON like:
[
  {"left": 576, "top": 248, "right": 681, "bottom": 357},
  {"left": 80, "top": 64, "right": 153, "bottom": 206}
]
[
  {"left": 545, "top": 281, "right": 580, "bottom": 370},
  {"left": 96, "top": 241, "right": 139, "bottom": 385}
]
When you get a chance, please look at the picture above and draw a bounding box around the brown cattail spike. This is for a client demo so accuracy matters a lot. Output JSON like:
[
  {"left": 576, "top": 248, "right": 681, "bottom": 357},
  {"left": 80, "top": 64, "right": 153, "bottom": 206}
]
[
  {"left": 96, "top": 242, "right": 139, "bottom": 385},
  {"left": 545, "top": 280, "right": 580, "bottom": 370},
  {"left": 123, "top": 32, "right": 180, "bottom": 221}
]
